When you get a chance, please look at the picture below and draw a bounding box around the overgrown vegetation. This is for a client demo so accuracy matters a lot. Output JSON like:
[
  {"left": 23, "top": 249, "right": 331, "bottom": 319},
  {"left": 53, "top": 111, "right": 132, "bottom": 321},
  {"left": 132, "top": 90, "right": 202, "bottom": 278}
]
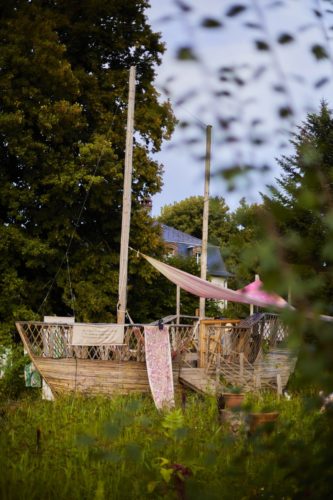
[
  {"left": 0, "top": 347, "right": 29, "bottom": 401},
  {"left": 1, "top": 391, "right": 332, "bottom": 499}
]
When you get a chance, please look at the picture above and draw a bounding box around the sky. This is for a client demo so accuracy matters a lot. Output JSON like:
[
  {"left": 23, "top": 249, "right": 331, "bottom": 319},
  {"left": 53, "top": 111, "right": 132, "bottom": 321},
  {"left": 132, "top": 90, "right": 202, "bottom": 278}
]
[{"left": 146, "top": 0, "right": 333, "bottom": 215}]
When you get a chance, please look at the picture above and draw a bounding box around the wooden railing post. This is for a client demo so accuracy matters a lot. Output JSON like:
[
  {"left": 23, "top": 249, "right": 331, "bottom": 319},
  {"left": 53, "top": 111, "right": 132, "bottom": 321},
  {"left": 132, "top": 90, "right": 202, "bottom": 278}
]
[
  {"left": 239, "top": 352, "right": 244, "bottom": 379},
  {"left": 216, "top": 351, "right": 221, "bottom": 384},
  {"left": 254, "top": 373, "right": 261, "bottom": 390},
  {"left": 199, "top": 320, "right": 206, "bottom": 368},
  {"left": 205, "top": 332, "right": 209, "bottom": 372}
]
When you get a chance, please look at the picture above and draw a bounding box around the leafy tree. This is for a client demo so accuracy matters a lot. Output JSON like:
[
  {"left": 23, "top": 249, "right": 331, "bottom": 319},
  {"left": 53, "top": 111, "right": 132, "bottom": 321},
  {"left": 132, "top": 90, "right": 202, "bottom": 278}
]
[
  {"left": 225, "top": 199, "right": 265, "bottom": 289},
  {"left": 158, "top": 195, "right": 232, "bottom": 246},
  {"left": 0, "top": 0, "right": 175, "bottom": 343},
  {"left": 263, "top": 102, "right": 333, "bottom": 312}
]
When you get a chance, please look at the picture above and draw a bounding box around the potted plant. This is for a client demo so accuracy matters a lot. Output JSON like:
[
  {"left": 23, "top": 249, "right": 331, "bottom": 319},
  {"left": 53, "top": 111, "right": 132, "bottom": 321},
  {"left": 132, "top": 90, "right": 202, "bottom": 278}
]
[
  {"left": 248, "top": 403, "right": 279, "bottom": 434},
  {"left": 220, "top": 386, "right": 245, "bottom": 410}
]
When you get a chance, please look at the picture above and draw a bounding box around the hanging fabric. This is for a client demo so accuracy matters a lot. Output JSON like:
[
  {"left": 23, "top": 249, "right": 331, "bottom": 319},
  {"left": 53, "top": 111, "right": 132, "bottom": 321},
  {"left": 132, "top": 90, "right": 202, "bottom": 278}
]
[
  {"left": 237, "top": 278, "right": 288, "bottom": 307},
  {"left": 144, "top": 325, "right": 174, "bottom": 410},
  {"left": 71, "top": 324, "right": 124, "bottom": 346},
  {"left": 142, "top": 254, "right": 289, "bottom": 309}
]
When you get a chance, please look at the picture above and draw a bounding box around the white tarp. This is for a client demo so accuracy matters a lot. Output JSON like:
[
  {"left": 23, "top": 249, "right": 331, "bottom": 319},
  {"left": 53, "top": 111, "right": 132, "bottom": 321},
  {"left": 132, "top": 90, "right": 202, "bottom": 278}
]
[{"left": 71, "top": 324, "right": 125, "bottom": 346}]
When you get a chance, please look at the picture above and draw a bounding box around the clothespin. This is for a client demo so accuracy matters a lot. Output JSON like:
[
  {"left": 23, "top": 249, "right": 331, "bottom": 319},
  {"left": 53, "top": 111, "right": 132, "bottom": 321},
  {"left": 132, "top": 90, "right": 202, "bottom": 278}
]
[{"left": 158, "top": 319, "right": 163, "bottom": 331}]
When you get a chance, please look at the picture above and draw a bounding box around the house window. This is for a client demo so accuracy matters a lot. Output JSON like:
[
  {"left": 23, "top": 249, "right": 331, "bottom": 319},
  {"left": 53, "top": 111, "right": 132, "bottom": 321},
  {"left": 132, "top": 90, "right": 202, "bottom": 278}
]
[{"left": 192, "top": 246, "right": 202, "bottom": 265}]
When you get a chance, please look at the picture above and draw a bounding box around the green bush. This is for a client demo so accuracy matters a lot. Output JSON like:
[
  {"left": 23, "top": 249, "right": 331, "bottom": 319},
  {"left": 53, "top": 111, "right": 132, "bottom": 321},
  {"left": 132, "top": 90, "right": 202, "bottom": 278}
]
[{"left": 0, "top": 346, "right": 30, "bottom": 401}]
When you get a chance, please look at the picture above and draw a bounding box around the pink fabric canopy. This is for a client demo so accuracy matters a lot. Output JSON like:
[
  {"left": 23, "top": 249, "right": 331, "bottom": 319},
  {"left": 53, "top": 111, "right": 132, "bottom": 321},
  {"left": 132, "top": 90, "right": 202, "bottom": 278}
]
[
  {"left": 237, "top": 278, "right": 288, "bottom": 308},
  {"left": 143, "top": 254, "right": 289, "bottom": 310}
]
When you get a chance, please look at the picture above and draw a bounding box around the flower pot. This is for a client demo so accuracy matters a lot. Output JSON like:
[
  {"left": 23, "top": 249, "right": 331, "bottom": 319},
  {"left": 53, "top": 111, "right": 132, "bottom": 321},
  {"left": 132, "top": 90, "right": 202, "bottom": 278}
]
[
  {"left": 222, "top": 393, "right": 245, "bottom": 410},
  {"left": 248, "top": 411, "right": 279, "bottom": 434}
]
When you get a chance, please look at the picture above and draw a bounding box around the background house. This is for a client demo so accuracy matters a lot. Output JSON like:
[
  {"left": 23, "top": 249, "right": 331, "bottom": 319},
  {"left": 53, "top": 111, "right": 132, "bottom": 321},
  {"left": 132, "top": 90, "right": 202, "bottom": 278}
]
[{"left": 161, "top": 224, "right": 232, "bottom": 309}]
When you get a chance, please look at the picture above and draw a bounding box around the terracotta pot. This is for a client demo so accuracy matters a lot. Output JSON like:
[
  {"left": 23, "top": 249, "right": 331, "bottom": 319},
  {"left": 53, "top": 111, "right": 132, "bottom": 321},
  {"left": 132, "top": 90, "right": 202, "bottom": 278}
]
[
  {"left": 222, "top": 393, "right": 245, "bottom": 410},
  {"left": 248, "top": 411, "right": 279, "bottom": 434}
]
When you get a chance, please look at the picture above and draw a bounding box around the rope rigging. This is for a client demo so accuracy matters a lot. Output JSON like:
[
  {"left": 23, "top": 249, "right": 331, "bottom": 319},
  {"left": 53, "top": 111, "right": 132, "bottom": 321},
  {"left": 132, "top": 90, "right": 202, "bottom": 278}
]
[{"left": 66, "top": 253, "right": 75, "bottom": 318}]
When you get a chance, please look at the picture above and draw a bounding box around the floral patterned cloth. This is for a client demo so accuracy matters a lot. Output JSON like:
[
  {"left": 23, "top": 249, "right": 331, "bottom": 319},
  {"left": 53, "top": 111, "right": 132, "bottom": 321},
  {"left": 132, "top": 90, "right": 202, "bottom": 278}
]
[{"left": 144, "top": 326, "right": 175, "bottom": 410}]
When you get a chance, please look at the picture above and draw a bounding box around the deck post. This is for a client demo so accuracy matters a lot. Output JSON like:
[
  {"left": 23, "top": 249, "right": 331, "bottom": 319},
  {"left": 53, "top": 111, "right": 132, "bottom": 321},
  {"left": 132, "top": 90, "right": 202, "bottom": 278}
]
[
  {"left": 199, "top": 321, "right": 206, "bottom": 368},
  {"left": 239, "top": 352, "right": 244, "bottom": 379},
  {"left": 216, "top": 351, "right": 221, "bottom": 384},
  {"left": 254, "top": 372, "right": 261, "bottom": 390},
  {"left": 205, "top": 331, "right": 209, "bottom": 371}
]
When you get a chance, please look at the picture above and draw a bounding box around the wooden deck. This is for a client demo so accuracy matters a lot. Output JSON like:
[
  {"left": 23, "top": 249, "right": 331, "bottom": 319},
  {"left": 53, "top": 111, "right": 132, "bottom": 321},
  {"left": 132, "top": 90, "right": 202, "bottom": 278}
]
[{"left": 179, "top": 368, "right": 221, "bottom": 395}]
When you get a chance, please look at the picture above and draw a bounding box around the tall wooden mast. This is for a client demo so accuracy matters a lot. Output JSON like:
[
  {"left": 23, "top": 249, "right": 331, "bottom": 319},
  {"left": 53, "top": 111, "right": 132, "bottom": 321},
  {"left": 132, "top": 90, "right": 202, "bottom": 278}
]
[
  {"left": 117, "top": 66, "right": 136, "bottom": 324},
  {"left": 199, "top": 125, "right": 212, "bottom": 318}
]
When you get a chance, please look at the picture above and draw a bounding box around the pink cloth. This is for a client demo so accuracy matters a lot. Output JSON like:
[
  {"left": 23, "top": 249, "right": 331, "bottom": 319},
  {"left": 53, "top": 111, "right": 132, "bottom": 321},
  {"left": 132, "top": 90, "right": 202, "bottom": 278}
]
[
  {"left": 143, "top": 254, "right": 289, "bottom": 309},
  {"left": 237, "top": 279, "right": 288, "bottom": 307},
  {"left": 144, "top": 326, "right": 174, "bottom": 410}
]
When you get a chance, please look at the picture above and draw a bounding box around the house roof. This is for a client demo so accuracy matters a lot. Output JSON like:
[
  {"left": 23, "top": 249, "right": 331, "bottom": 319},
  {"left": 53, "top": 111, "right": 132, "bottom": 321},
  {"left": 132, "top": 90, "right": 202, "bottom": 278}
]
[
  {"left": 161, "top": 224, "right": 202, "bottom": 247},
  {"left": 161, "top": 224, "right": 232, "bottom": 278}
]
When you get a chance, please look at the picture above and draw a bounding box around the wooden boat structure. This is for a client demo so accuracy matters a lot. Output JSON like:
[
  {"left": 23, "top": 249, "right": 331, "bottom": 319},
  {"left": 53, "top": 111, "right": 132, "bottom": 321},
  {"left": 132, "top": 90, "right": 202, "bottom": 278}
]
[
  {"left": 15, "top": 68, "right": 297, "bottom": 402},
  {"left": 16, "top": 312, "right": 297, "bottom": 399}
]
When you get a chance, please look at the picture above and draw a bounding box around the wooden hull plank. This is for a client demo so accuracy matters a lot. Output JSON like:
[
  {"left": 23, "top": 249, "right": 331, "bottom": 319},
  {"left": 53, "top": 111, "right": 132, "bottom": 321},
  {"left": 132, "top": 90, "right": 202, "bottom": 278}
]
[{"left": 33, "top": 357, "right": 179, "bottom": 397}]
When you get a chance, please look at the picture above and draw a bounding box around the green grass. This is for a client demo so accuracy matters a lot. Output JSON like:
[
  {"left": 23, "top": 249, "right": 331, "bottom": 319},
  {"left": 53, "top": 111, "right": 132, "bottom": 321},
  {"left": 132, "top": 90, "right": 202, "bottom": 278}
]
[{"left": 0, "top": 390, "right": 332, "bottom": 499}]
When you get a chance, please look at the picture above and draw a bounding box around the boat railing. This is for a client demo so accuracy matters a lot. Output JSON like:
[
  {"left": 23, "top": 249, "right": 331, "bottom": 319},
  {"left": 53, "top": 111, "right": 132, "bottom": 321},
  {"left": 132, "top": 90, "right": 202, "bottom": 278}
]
[
  {"left": 16, "top": 321, "right": 198, "bottom": 363},
  {"left": 203, "top": 313, "right": 288, "bottom": 372},
  {"left": 201, "top": 313, "right": 295, "bottom": 391}
]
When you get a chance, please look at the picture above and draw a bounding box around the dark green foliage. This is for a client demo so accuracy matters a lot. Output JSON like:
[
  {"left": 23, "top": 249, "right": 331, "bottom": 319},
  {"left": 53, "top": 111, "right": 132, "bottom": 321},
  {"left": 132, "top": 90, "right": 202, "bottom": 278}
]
[
  {"left": 263, "top": 102, "right": 333, "bottom": 313},
  {"left": 0, "top": 0, "right": 175, "bottom": 341},
  {"left": 158, "top": 195, "right": 232, "bottom": 246},
  {"left": 224, "top": 198, "right": 265, "bottom": 290},
  {"left": 0, "top": 346, "right": 30, "bottom": 400},
  {"left": 260, "top": 103, "right": 333, "bottom": 392},
  {"left": 176, "top": 46, "right": 198, "bottom": 61}
]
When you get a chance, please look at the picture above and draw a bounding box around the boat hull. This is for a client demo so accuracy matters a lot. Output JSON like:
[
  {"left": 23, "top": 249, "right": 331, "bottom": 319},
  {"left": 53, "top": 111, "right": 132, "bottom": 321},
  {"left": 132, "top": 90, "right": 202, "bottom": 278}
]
[
  {"left": 16, "top": 321, "right": 190, "bottom": 399},
  {"left": 33, "top": 357, "right": 179, "bottom": 397}
]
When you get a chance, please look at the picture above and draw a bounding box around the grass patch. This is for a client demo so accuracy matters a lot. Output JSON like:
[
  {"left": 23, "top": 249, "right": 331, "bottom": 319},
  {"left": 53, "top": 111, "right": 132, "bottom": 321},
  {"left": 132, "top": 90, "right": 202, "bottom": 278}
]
[{"left": 0, "top": 390, "right": 332, "bottom": 499}]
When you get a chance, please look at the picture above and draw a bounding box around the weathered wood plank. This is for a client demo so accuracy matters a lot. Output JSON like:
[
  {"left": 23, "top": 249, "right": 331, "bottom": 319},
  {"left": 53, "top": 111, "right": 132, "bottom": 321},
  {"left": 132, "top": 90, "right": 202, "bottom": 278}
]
[
  {"left": 33, "top": 357, "right": 179, "bottom": 397},
  {"left": 179, "top": 368, "right": 221, "bottom": 395}
]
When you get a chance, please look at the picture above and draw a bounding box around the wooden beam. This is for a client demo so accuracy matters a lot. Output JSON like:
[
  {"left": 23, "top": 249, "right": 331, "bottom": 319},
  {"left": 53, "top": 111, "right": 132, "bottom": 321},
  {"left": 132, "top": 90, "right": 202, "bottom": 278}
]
[
  {"left": 176, "top": 285, "right": 180, "bottom": 324},
  {"left": 118, "top": 66, "right": 136, "bottom": 324},
  {"left": 199, "top": 124, "right": 212, "bottom": 319}
]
